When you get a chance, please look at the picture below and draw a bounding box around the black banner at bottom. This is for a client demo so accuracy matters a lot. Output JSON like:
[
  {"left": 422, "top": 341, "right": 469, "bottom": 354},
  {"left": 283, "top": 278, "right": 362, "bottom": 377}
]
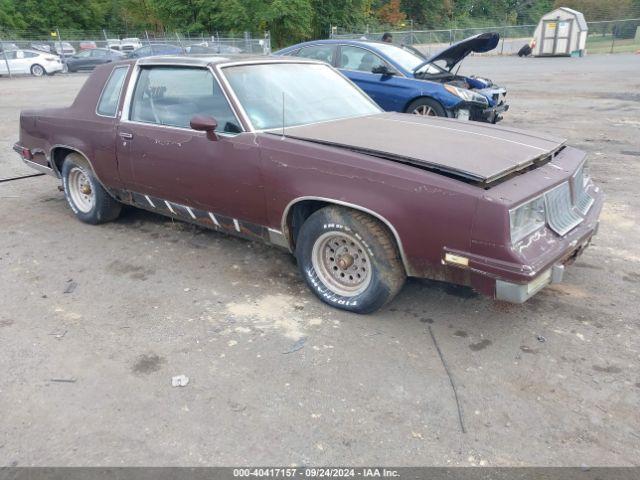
[{"left": 1, "top": 468, "right": 639, "bottom": 480}]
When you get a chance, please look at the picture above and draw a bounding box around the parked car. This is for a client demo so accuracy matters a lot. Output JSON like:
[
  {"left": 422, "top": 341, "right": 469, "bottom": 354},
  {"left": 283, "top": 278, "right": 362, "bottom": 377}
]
[
  {"left": 79, "top": 41, "right": 97, "bottom": 50},
  {"left": 29, "top": 42, "right": 52, "bottom": 53},
  {"left": 107, "top": 39, "right": 121, "bottom": 51},
  {"left": 0, "top": 49, "right": 63, "bottom": 76},
  {"left": 52, "top": 41, "right": 76, "bottom": 56},
  {"left": 120, "top": 37, "right": 142, "bottom": 53},
  {"left": 127, "top": 43, "right": 184, "bottom": 58},
  {"left": 65, "top": 48, "right": 125, "bottom": 72},
  {"left": 0, "top": 42, "right": 19, "bottom": 52},
  {"left": 14, "top": 56, "right": 602, "bottom": 313},
  {"left": 276, "top": 34, "right": 509, "bottom": 123},
  {"left": 186, "top": 43, "right": 243, "bottom": 55}
]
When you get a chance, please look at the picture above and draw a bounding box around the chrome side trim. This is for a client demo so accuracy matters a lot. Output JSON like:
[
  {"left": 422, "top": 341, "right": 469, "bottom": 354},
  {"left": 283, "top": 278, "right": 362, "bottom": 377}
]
[
  {"left": 208, "top": 212, "right": 220, "bottom": 227},
  {"left": 281, "top": 196, "right": 411, "bottom": 275},
  {"left": 268, "top": 228, "right": 289, "bottom": 249},
  {"left": 21, "top": 157, "right": 55, "bottom": 176}
]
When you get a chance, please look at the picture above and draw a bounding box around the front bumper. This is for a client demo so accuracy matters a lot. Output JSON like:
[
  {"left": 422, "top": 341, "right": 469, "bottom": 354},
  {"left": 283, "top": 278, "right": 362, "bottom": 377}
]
[
  {"left": 469, "top": 102, "right": 509, "bottom": 123},
  {"left": 494, "top": 224, "right": 597, "bottom": 302},
  {"left": 453, "top": 101, "right": 509, "bottom": 123}
]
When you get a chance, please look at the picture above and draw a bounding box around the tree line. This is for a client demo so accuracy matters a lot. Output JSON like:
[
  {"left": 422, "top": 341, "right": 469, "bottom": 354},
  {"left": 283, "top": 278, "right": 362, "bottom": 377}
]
[{"left": 1, "top": 0, "right": 639, "bottom": 47}]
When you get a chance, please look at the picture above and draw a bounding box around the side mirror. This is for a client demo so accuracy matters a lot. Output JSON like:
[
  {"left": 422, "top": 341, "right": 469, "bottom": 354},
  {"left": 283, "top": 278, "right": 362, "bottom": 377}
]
[
  {"left": 190, "top": 115, "right": 218, "bottom": 141},
  {"left": 372, "top": 65, "right": 395, "bottom": 76}
]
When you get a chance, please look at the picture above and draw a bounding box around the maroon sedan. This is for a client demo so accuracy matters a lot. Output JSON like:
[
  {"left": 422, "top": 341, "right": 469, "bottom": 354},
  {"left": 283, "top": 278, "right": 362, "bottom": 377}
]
[{"left": 14, "top": 56, "right": 603, "bottom": 313}]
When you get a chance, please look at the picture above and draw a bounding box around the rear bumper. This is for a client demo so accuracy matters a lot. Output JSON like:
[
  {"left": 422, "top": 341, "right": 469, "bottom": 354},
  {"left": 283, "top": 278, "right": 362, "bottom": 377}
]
[{"left": 13, "top": 143, "right": 56, "bottom": 176}]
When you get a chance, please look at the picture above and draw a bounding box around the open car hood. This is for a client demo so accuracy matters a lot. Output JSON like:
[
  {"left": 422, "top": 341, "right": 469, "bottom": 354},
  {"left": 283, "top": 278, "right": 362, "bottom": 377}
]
[
  {"left": 279, "top": 112, "right": 565, "bottom": 186},
  {"left": 414, "top": 32, "right": 500, "bottom": 72}
]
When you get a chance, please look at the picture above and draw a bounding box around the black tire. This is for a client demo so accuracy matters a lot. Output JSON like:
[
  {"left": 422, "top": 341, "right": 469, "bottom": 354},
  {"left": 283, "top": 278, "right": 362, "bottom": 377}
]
[
  {"left": 405, "top": 97, "right": 446, "bottom": 117},
  {"left": 30, "top": 64, "right": 45, "bottom": 77},
  {"left": 295, "top": 206, "right": 406, "bottom": 314},
  {"left": 61, "top": 152, "right": 121, "bottom": 224}
]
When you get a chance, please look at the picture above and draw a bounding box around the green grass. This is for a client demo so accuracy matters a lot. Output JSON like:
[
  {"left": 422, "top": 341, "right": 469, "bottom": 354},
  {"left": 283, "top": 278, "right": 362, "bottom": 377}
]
[{"left": 586, "top": 34, "right": 640, "bottom": 53}]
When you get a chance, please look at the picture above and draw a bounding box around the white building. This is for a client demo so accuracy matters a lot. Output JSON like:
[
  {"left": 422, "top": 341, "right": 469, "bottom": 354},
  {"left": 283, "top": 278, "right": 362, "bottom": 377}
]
[{"left": 532, "top": 7, "right": 588, "bottom": 57}]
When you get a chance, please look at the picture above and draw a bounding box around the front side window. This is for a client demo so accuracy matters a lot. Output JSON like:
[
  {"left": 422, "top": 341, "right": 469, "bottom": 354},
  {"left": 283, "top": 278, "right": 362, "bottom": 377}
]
[
  {"left": 76, "top": 50, "right": 91, "bottom": 58},
  {"left": 339, "top": 46, "right": 386, "bottom": 73},
  {"left": 96, "top": 66, "right": 128, "bottom": 116},
  {"left": 297, "top": 45, "right": 335, "bottom": 64},
  {"left": 129, "top": 67, "right": 241, "bottom": 133},
  {"left": 223, "top": 63, "right": 380, "bottom": 130},
  {"left": 91, "top": 49, "right": 107, "bottom": 58}
]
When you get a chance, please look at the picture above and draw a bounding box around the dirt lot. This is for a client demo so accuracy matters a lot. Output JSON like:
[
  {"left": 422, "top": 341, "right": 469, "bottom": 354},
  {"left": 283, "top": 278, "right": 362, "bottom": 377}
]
[{"left": 1, "top": 54, "right": 639, "bottom": 467}]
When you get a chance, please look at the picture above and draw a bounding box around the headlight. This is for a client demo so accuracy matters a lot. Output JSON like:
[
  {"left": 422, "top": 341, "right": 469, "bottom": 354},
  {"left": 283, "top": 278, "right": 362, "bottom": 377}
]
[
  {"left": 509, "top": 196, "right": 546, "bottom": 243},
  {"left": 444, "top": 84, "right": 489, "bottom": 105}
]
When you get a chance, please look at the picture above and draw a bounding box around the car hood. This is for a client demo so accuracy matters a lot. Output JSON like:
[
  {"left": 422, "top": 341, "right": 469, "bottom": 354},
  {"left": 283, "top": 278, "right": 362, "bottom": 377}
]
[
  {"left": 414, "top": 32, "right": 500, "bottom": 72},
  {"left": 281, "top": 112, "right": 565, "bottom": 185}
]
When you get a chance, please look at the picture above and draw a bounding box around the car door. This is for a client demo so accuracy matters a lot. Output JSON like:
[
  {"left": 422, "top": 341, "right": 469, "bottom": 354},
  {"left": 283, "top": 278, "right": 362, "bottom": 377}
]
[
  {"left": 116, "top": 64, "right": 267, "bottom": 227},
  {"left": 0, "top": 51, "right": 19, "bottom": 74},
  {"left": 89, "top": 49, "right": 109, "bottom": 68},
  {"left": 337, "top": 45, "right": 408, "bottom": 112},
  {"left": 72, "top": 50, "right": 92, "bottom": 69}
]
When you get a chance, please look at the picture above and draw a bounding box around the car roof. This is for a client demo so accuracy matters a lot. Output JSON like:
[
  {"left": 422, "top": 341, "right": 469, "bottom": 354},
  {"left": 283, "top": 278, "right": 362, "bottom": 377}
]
[
  {"left": 137, "top": 55, "right": 323, "bottom": 68},
  {"left": 285, "top": 38, "right": 395, "bottom": 51}
]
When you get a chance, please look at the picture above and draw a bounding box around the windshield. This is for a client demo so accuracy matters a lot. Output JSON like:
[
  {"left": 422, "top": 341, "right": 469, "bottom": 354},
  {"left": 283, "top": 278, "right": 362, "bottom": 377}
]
[
  {"left": 223, "top": 63, "right": 380, "bottom": 130},
  {"left": 368, "top": 42, "right": 424, "bottom": 72}
]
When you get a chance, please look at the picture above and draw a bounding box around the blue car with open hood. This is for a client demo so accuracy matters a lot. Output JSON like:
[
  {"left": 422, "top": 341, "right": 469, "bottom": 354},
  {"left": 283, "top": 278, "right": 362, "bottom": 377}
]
[{"left": 275, "top": 33, "right": 508, "bottom": 123}]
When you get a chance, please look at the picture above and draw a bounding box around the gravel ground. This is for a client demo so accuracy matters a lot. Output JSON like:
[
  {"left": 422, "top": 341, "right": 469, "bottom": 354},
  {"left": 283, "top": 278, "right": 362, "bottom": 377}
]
[{"left": 0, "top": 54, "right": 639, "bottom": 467}]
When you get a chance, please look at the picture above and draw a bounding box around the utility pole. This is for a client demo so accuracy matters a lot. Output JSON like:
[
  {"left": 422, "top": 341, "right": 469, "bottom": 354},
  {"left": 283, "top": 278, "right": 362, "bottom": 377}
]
[
  {"left": 0, "top": 33, "right": 12, "bottom": 78},
  {"left": 56, "top": 28, "right": 67, "bottom": 73}
]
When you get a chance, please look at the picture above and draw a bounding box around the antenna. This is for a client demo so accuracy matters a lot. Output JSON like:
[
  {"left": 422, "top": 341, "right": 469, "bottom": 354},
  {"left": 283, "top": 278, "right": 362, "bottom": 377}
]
[{"left": 281, "top": 92, "right": 285, "bottom": 138}]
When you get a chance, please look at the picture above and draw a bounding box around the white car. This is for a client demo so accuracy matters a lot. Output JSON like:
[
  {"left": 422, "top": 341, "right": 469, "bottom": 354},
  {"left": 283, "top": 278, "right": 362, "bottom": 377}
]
[
  {"left": 120, "top": 38, "right": 142, "bottom": 52},
  {"left": 0, "top": 49, "right": 64, "bottom": 76},
  {"left": 106, "top": 39, "right": 121, "bottom": 51}
]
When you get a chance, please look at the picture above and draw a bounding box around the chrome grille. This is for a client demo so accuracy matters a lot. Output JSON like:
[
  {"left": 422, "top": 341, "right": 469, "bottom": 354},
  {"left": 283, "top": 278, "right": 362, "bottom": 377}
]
[
  {"left": 544, "top": 182, "right": 583, "bottom": 236},
  {"left": 573, "top": 165, "right": 594, "bottom": 215}
]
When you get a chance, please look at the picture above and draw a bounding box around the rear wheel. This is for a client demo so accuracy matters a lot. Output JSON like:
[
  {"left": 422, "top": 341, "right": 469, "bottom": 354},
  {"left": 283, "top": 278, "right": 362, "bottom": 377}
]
[
  {"left": 30, "top": 64, "right": 45, "bottom": 77},
  {"left": 295, "top": 206, "right": 405, "bottom": 314},
  {"left": 61, "top": 153, "right": 121, "bottom": 224},
  {"left": 406, "top": 97, "right": 446, "bottom": 117}
]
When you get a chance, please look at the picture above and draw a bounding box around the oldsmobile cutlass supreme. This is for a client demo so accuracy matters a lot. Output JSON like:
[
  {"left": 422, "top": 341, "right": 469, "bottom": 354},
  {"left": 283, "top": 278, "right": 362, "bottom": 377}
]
[{"left": 15, "top": 56, "right": 603, "bottom": 313}]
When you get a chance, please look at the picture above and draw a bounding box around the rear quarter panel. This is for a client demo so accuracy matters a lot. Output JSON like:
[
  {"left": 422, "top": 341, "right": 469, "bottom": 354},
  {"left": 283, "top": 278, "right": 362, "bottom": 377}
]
[{"left": 19, "top": 61, "right": 134, "bottom": 189}]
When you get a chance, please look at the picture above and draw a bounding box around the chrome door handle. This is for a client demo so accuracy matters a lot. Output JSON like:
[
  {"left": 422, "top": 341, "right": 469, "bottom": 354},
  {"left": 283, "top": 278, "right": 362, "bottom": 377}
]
[{"left": 119, "top": 132, "right": 133, "bottom": 139}]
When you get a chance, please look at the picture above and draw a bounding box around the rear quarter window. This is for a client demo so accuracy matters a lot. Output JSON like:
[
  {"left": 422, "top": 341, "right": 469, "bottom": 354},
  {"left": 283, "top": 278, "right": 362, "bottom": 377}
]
[{"left": 96, "top": 66, "right": 129, "bottom": 117}]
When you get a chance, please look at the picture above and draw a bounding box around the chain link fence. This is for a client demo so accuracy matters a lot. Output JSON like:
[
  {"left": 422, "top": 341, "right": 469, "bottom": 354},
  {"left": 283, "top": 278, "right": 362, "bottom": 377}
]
[
  {"left": 331, "top": 18, "right": 640, "bottom": 56},
  {"left": 0, "top": 29, "right": 271, "bottom": 77}
]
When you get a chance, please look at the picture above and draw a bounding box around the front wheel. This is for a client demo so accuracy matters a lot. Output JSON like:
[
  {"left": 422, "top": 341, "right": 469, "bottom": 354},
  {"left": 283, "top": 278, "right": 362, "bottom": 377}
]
[
  {"left": 61, "top": 153, "right": 121, "bottom": 224},
  {"left": 405, "top": 97, "right": 446, "bottom": 117},
  {"left": 295, "top": 206, "right": 406, "bottom": 314},
  {"left": 30, "top": 64, "right": 45, "bottom": 77}
]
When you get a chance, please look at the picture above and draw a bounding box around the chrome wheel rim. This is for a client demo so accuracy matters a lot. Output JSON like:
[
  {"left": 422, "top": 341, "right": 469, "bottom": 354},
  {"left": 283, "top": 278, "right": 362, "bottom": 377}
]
[
  {"left": 311, "top": 231, "right": 372, "bottom": 297},
  {"left": 32, "top": 65, "right": 44, "bottom": 77},
  {"left": 412, "top": 105, "right": 435, "bottom": 116},
  {"left": 67, "top": 166, "right": 94, "bottom": 213}
]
